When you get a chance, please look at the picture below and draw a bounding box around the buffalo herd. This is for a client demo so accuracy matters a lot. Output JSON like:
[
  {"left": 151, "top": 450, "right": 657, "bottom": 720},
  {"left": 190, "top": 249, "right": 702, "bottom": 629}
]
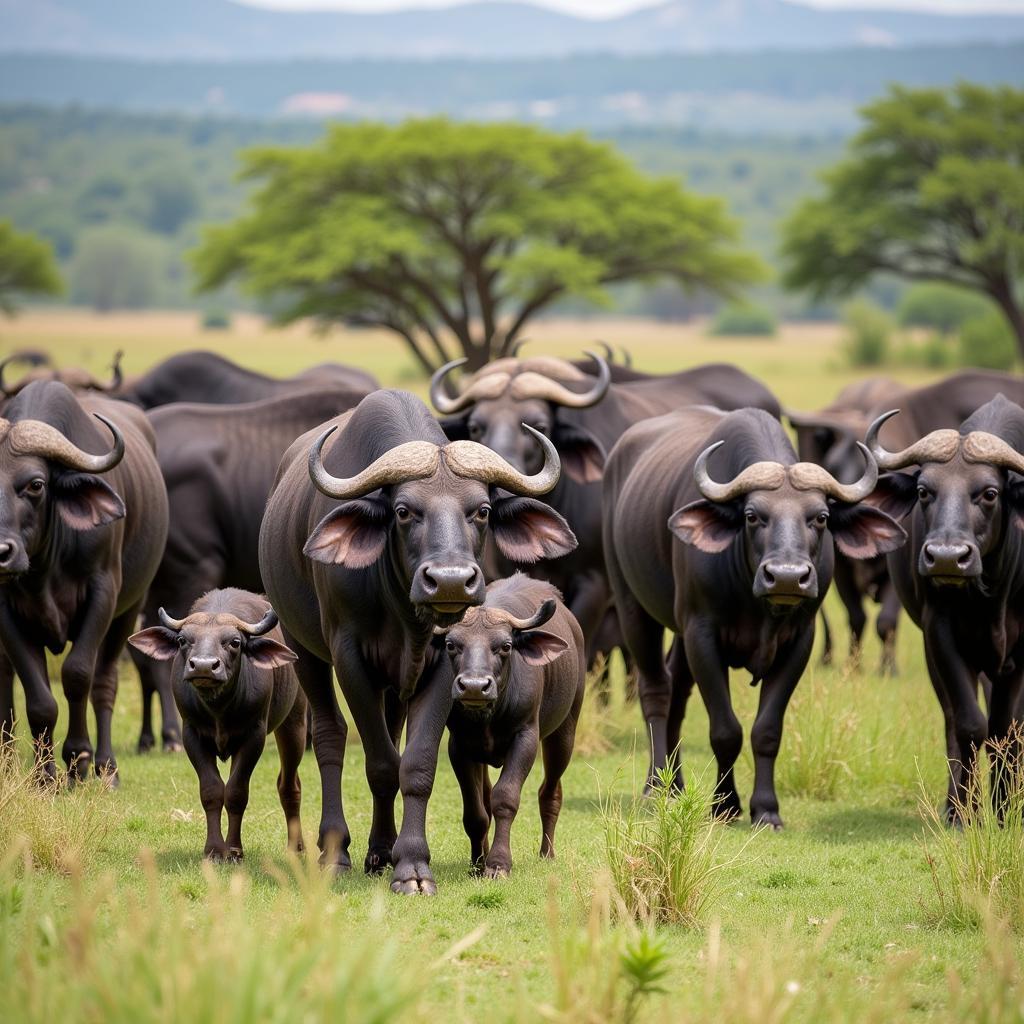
[{"left": 2, "top": 345, "right": 1024, "bottom": 893}]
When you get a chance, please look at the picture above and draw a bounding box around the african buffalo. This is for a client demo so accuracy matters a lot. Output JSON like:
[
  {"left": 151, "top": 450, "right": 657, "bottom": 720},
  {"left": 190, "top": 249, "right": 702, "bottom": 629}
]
[
  {"left": 129, "top": 589, "right": 305, "bottom": 861},
  {"left": 115, "top": 350, "right": 378, "bottom": 408},
  {"left": 0, "top": 380, "right": 168, "bottom": 781},
  {"left": 431, "top": 354, "right": 781, "bottom": 658},
  {"left": 437, "top": 574, "right": 584, "bottom": 877},
  {"left": 867, "top": 395, "right": 1024, "bottom": 821},
  {"left": 603, "top": 407, "right": 905, "bottom": 826},
  {"left": 130, "top": 385, "right": 372, "bottom": 754},
  {"left": 0, "top": 350, "right": 123, "bottom": 399},
  {"left": 259, "top": 389, "right": 576, "bottom": 893}
]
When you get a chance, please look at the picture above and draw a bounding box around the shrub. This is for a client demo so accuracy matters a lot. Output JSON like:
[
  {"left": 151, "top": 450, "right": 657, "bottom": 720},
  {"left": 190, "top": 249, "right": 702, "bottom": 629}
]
[
  {"left": 708, "top": 303, "right": 777, "bottom": 337},
  {"left": 201, "top": 307, "right": 231, "bottom": 330},
  {"left": 600, "top": 766, "right": 736, "bottom": 926},
  {"left": 69, "top": 226, "right": 164, "bottom": 311},
  {"left": 842, "top": 299, "right": 891, "bottom": 367},
  {"left": 897, "top": 283, "right": 991, "bottom": 335},
  {"left": 957, "top": 310, "right": 1017, "bottom": 371}
]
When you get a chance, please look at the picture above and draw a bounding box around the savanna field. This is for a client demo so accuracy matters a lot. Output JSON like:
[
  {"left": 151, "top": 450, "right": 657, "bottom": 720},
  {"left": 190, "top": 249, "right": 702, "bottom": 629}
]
[{"left": 3, "top": 311, "right": 1023, "bottom": 1023}]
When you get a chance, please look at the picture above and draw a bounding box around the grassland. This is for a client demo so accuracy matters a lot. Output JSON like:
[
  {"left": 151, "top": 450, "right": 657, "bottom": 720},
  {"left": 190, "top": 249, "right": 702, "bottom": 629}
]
[{"left": 2, "top": 311, "right": 1020, "bottom": 1023}]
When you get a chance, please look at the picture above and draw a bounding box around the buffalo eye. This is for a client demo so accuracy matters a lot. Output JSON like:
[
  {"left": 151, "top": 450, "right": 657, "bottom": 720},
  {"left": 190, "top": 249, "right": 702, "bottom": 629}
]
[
  {"left": 445, "top": 639, "right": 457, "bottom": 654},
  {"left": 744, "top": 509, "right": 759, "bottom": 526},
  {"left": 228, "top": 637, "right": 241, "bottom": 650},
  {"left": 813, "top": 511, "right": 829, "bottom": 527},
  {"left": 176, "top": 635, "right": 188, "bottom": 649},
  {"left": 980, "top": 487, "right": 999, "bottom": 504},
  {"left": 917, "top": 485, "right": 931, "bottom": 503},
  {"left": 22, "top": 478, "right": 45, "bottom": 497},
  {"left": 474, "top": 504, "right": 491, "bottom": 523},
  {"left": 468, "top": 422, "right": 484, "bottom": 441},
  {"left": 501, "top": 640, "right": 513, "bottom": 654},
  {"left": 394, "top": 505, "right": 412, "bottom": 524}
]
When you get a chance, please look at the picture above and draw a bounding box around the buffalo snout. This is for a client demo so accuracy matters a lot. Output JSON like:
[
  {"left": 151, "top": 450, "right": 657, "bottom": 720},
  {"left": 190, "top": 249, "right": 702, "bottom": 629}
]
[
  {"left": 185, "top": 655, "right": 227, "bottom": 685},
  {"left": 0, "top": 537, "right": 29, "bottom": 578},
  {"left": 754, "top": 559, "right": 817, "bottom": 603},
  {"left": 453, "top": 672, "right": 497, "bottom": 706},
  {"left": 920, "top": 541, "right": 979, "bottom": 582},
  {"left": 411, "top": 561, "right": 484, "bottom": 611}
]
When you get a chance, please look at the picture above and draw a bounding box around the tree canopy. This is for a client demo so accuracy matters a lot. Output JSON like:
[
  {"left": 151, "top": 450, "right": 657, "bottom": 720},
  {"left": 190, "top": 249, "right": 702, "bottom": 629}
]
[
  {"left": 781, "top": 84, "right": 1024, "bottom": 357},
  {"left": 193, "top": 118, "right": 762, "bottom": 370},
  {"left": 0, "top": 220, "right": 61, "bottom": 315}
]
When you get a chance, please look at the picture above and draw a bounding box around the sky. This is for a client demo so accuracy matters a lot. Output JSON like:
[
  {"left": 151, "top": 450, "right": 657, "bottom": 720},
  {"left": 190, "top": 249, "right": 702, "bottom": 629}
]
[{"left": 244, "top": 0, "right": 1024, "bottom": 15}]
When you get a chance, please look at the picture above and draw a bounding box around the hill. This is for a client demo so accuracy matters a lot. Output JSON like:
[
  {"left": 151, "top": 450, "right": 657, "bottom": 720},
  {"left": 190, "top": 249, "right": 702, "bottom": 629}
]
[{"left": 2, "top": 0, "right": 1023, "bottom": 59}]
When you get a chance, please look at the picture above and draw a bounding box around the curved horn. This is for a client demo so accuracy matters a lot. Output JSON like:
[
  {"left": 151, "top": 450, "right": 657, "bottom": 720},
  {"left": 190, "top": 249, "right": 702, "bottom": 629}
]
[
  {"left": 509, "top": 351, "right": 610, "bottom": 409},
  {"left": 620, "top": 345, "right": 633, "bottom": 368},
  {"left": 234, "top": 607, "right": 278, "bottom": 637},
  {"left": 865, "top": 410, "right": 961, "bottom": 470},
  {"left": 444, "top": 424, "right": 561, "bottom": 497},
  {"left": 509, "top": 338, "right": 529, "bottom": 358},
  {"left": 962, "top": 432, "right": 1024, "bottom": 475},
  {"left": 7, "top": 413, "right": 125, "bottom": 473},
  {"left": 693, "top": 441, "right": 787, "bottom": 503},
  {"left": 429, "top": 357, "right": 470, "bottom": 415},
  {"left": 158, "top": 607, "right": 188, "bottom": 631},
  {"left": 0, "top": 351, "right": 51, "bottom": 397},
  {"left": 505, "top": 598, "right": 557, "bottom": 631},
  {"left": 597, "top": 341, "right": 616, "bottom": 364},
  {"left": 788, "top": 443, "right": 878, "bottom": 503},
  {"left": 308, "top": 426, "right": 441, "bottom": 500}
]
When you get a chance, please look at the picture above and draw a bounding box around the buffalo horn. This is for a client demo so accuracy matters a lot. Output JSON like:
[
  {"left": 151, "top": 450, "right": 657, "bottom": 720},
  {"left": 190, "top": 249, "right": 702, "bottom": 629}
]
[
  {"left": 445, "top": 424, "right": 561, "bottom": 496},
  {"left": 508, "top": 351, "right": 610, "bottom": 408},
  {"left": 865, "top": 410, "right": 961, "bottom": 470},
  {"left": 308, "top": 427, "right": 441, "bottom": 499},
  {"left": 3, "top": 414, "right": 125, "bottom": 474},
  {"left": 505, "top": 598, "right": 557, "bottom": 631},
  {"left": 234, "top": 607, "right": 278, "bottom": 637},
  {"left": 962, "top": 432, "right": 1024, "bottom": 475},
  {"left": 694, "top": 442, "right": 787, "bottom": 502},
  {"left": 788, "top": 444, "right": 878, "bottom": 502},
  {"left": 158, "top": 607, "right": 188, "bottom": 631}
]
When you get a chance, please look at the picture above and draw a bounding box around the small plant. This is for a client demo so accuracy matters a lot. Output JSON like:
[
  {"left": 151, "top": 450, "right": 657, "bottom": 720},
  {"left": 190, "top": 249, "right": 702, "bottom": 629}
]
[
  {"left": 958, "top": 310, "right": 1017, "bottom": 371},
  {"left": 842, "top": 299, "right": 891, "bottom": 367},
  {"left": 600, "top": 765, "right": 735, "bottom": 926},
  {"left": 201, "top": 307, "right": 231, "bottom": 330},
  {"left": 708, "top": 303, "right": 777, "bottom": 338},
  {"left": 467, "top": 885, "right": 507, "bottom": 910},
  {"left": 921, "top": 731, "right": 1024, "bottom": 932},
  {"left": 897, "top": 283, "right": 991, "bottom": 335}
]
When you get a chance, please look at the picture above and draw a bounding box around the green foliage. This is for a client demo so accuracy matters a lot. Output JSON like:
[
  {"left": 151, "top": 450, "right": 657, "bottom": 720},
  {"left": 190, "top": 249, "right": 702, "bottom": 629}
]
[
  {"left": 70, "top": 226, "right": 164, "bottom": 311},
  {"left": 201, "top": 307, "right": 232, "bottom": 330},
  {"left": 600, "top": 766, "right": 734, "bottom": 926},
  {"left": 708, "top": 302, "right": 777, "bottom": 337},
  {"left": 897, "top": 283, "right": 992, "bottom": 334},
  {"left": 782, "top": 83, "right": 1024, "bottom": 355},
  {"left": 137, "top": 164, "right": 200, "bottom": 235},
  {"left": 958, "top": 310, "right": 1018, "bottom": 370},
  {"left": 841, "top": 299, "right": 891, "bottom": 367},
  {"left": 0, "top": 220, "right": 61, "bottom": 315},
  {"left": 193, "top": 118, "right": 762, "bottom": 369}
]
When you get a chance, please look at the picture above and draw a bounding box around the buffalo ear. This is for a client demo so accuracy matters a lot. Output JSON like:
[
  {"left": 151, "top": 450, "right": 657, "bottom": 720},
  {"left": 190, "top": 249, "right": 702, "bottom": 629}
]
[
  {"left": 864, "top": 472, "right": 918, "bottom": 521},
  {"left": 127, "top": 627, "right": 179, "bottom": 661},
  {"left": 303, "top": 499, "right": 389, "bottom": 568},
  {"left": 668, "top": 499, "right": 740, "bottom": 553},
  {"left": 437, "top": 416, "right": 470, "bottom": 442},
  {"left": 1008, "top": 480, "right": 1024, "bottom": 531},
  {"left": 552, "top": 423, "right": 606, "bottom": 484},
  {"left": 491, "top": 496, "right": 577, "bottom": 563},
  {"left": 54, "top": 473, "right": 126, "bottom": 530},
  {"left": 829, "top": 503, "right": 907, "bottom": 559},
  {"left": 246, "top": 636, "right": 298, "bottom": 670},
  {"left": 514, "top": 629, "right": 569, "bottom": 666}
]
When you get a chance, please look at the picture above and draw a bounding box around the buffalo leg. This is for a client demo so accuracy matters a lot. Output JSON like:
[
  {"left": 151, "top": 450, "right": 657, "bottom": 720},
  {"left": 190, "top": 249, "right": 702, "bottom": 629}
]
[
  {"left": 224, "top": 730, "right": 267, "bottom": 861},
  {"left": 129, "top": 654, "right": 182, "bottom": 753},
  {"left": 684, "top": 616, "right": 742, "bottom": 819},
  {"left": 539, "top": 681, "right": 584, "bottom": 859},
  {"left": 0, "top": 647, "right": 14, "bottom": 749},
  {"left": 390, "top": 660, "right": 451, "bottom": 895},
  {"left": 924, "top": 642, "right": 962, "bottom": 822},
  {"left": 818, "top": 608, "right": 833, "bottom": 667},
  {"left": 274, "top": 695, "right": 307, "bottom": 853},
  {"left": 986, "top": 671, "right": 1024, "bottom": 819},
  {"left": 449, "top": 735, "right": 490, "bottom": 869},
  {"left": 183, "top": 723, "right": 227, "bottom": 860},
  {"left": 0, "top": 609, "right": 56, "bottom": 780},
  {"left": 132, "top": 646, "right": 157, "bottom": 754},
  {"left": 749, "top": 630, "right": 813, "bottom": 830},
  {"left": 833, "top": 557, "right": 866, "bottom": 670},
  {"left": 289, "top": 634, "right": 351, "bottom": 871},
  {"left": 485, "top": 727, "right": 539, "bottom": 878},
  {"left": 665, "top": 640, "right": 694, "bottom": 792},
  {"left": 876, "top": 582, "right": 901, "bottom": 677}
]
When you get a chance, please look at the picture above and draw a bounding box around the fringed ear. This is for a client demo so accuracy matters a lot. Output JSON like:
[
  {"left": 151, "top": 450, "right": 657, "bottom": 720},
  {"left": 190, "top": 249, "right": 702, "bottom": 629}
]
[
  {"left": 54, "top": 473, "right": 126, "bottom": 530},
  {"left": 127, "top": 627, "right": 179, "bottom": 661},
  {"left": 668, "top": 499, "right": 741, "bottom": 553},
  {"left": 303, "top": 499, "right": 390, "bottom": 567},
  {"left": 491, "top": 496, "right": 577, "bottom": 563}
]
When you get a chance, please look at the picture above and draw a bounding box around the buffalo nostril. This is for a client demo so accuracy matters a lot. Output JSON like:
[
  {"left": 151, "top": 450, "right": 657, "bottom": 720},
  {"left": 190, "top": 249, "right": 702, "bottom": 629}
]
[
  {"left": 188, "top": 658, "right": 196, "bottom": 670},
  {"left": 762, "top": 567, "right": 775, "bottom": 585},
  {"left": 799, "top": 565, "right": 813, "bottom": 587},
  {"left": 211, "top": 659, "right": 221, "bottom": 671},
  {"left": 956, "top": 547, "right": 972, "bottom": 567},
  {"left": 0, "top": 542, "right": 12, "bottom": 565}
]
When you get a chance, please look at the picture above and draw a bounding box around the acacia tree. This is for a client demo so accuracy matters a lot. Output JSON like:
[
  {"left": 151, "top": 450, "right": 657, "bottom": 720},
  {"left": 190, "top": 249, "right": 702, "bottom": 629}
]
[
  {"left": 193, "top": 119, "right": 761, "bottom": 372},
  {"left": 782, "top": 84, "right": 1024, "bottom": 358},
  {"left": 0, "top": 221, "right": 62, "bottom": 316}
]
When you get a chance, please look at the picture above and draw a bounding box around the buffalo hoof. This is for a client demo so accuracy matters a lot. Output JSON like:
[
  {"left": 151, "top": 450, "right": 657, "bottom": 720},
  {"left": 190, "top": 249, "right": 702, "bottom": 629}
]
[
  {"left": 752, "top": 810, "right": 784, "bottom": 831},
  {"left": 64, "top": 751, "right": 93, "bottom": 785},
  {"left": 137, "top": 734, "right": 156, "bottom": 755},
  {"left": 391, "top": 877, "right": 437, "bottom": 896},
  {"left": 95, "top": 762, "right": 120, "bottom": 789},
  {"left": 713, "top": 793, "right": 743, "bottom": 822},
  {"left": 226, "top": 847, "right": 244, "bottom": 864},
  {"left": 163, "top": 739, "right": 184, "bottom": 754},
  {"left": 204, "top": 843, "right": 230, "bottom": 862},
  {"left": 482, "top": 864, "right": 510, "bottom": 879},
  {"left": 34, "top": 761, "right": 59, "bottom": 788},
  {"left": 364, "top": 844, "right": 394, "bottom": 875},
  {"left": 318, "top": 853, "right": 352, "bottom": 876}
]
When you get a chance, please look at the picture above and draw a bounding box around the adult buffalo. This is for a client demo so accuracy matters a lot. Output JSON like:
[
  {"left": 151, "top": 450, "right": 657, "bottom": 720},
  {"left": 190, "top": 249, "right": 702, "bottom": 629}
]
[
  {"left": 131, "top": 385, "right": 372, "bottom": 754},
  {"left": 115, "top": 350, "right": 378, "bottom": 408},
  {"left": 259, "top": 389, "right": 576, "bottom": 893},
  {"left": 0, "top": 380, "right": 168, "bottom": 781},
  {"left": 867, "top": 395, "right": 1024, "bottom": 821},
  {"left": 603, "top": 407, "right": 904, "bottom": 826},
  {"left": 790, "top": 371, "right": 1024, "bottom": 673},
  {"left": 431, "top": 354, "right": 781, "bottom": 656},
  {"left": 0, "top": 350, "right": 124, "bottom": 399}
]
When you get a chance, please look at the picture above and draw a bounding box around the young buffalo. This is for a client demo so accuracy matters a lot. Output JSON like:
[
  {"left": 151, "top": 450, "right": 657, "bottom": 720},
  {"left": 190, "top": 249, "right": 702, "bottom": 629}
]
[
  {"left": 129, "top": 589, "right": 305, "bottom": 861},
  {"left": 437, "top": 575, "right": 585, "bottom": 877}
]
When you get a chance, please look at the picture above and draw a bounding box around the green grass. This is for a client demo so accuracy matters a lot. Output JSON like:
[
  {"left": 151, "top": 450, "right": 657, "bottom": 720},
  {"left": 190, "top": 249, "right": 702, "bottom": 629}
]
[{"left": 2, "top": 314, "right": 1022, "bottom": 1021}]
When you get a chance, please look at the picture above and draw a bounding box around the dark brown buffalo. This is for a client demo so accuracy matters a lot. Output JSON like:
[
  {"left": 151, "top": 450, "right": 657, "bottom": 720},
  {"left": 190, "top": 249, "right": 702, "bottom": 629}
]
[
  {"left": 867, "top": 395, "right": 1024, "bottom": 821},
  {"left": 131, "top": 385, "right": 372, "bottom": 754},
  {"left": 0, "top": 350, "right": 123, "bottom": 398},
  {"left": 0, "top": 380, "right": 168, "bottom": 781},
  {"left": 129, "top": 589, "right": 305, "bottom": 861},
  {"left": 603, "top": 407, "right": 904, "bottom": 826},
  {"left": 437, "top": 574, "right": 584, "bottom": 877},
  {"left": 115, "top": 350, "right": 378, "bottom": 408},
  {"left": 431, "top": 354, "right": 782, "bottom": 659},
  {"left": 258, "top": 389, "right": 576, "bottom": 893}
]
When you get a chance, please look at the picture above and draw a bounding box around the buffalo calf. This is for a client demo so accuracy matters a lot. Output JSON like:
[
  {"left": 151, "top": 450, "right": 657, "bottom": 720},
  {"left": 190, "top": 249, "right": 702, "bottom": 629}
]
[
  {"left": 437, "top": 575, "right": 585, "bottom": 877},
  {"left": 130, "top": 589, "right": 305, "bottom": 861}
]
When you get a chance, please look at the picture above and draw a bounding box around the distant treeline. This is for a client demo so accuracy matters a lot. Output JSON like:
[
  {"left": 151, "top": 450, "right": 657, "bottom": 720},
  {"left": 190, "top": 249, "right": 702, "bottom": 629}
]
[
  {"left": 0, "top": 104, "right": 842, "bottom": 316},
  {"left": 1, "top": 44, "right": 1022, "bottom": 133}
]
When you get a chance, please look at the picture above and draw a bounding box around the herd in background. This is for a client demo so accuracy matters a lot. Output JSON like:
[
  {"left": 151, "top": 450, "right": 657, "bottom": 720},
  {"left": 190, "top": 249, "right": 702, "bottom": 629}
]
[{"left": 1, "top": 345, "right": 1023, "bottom": 894}]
